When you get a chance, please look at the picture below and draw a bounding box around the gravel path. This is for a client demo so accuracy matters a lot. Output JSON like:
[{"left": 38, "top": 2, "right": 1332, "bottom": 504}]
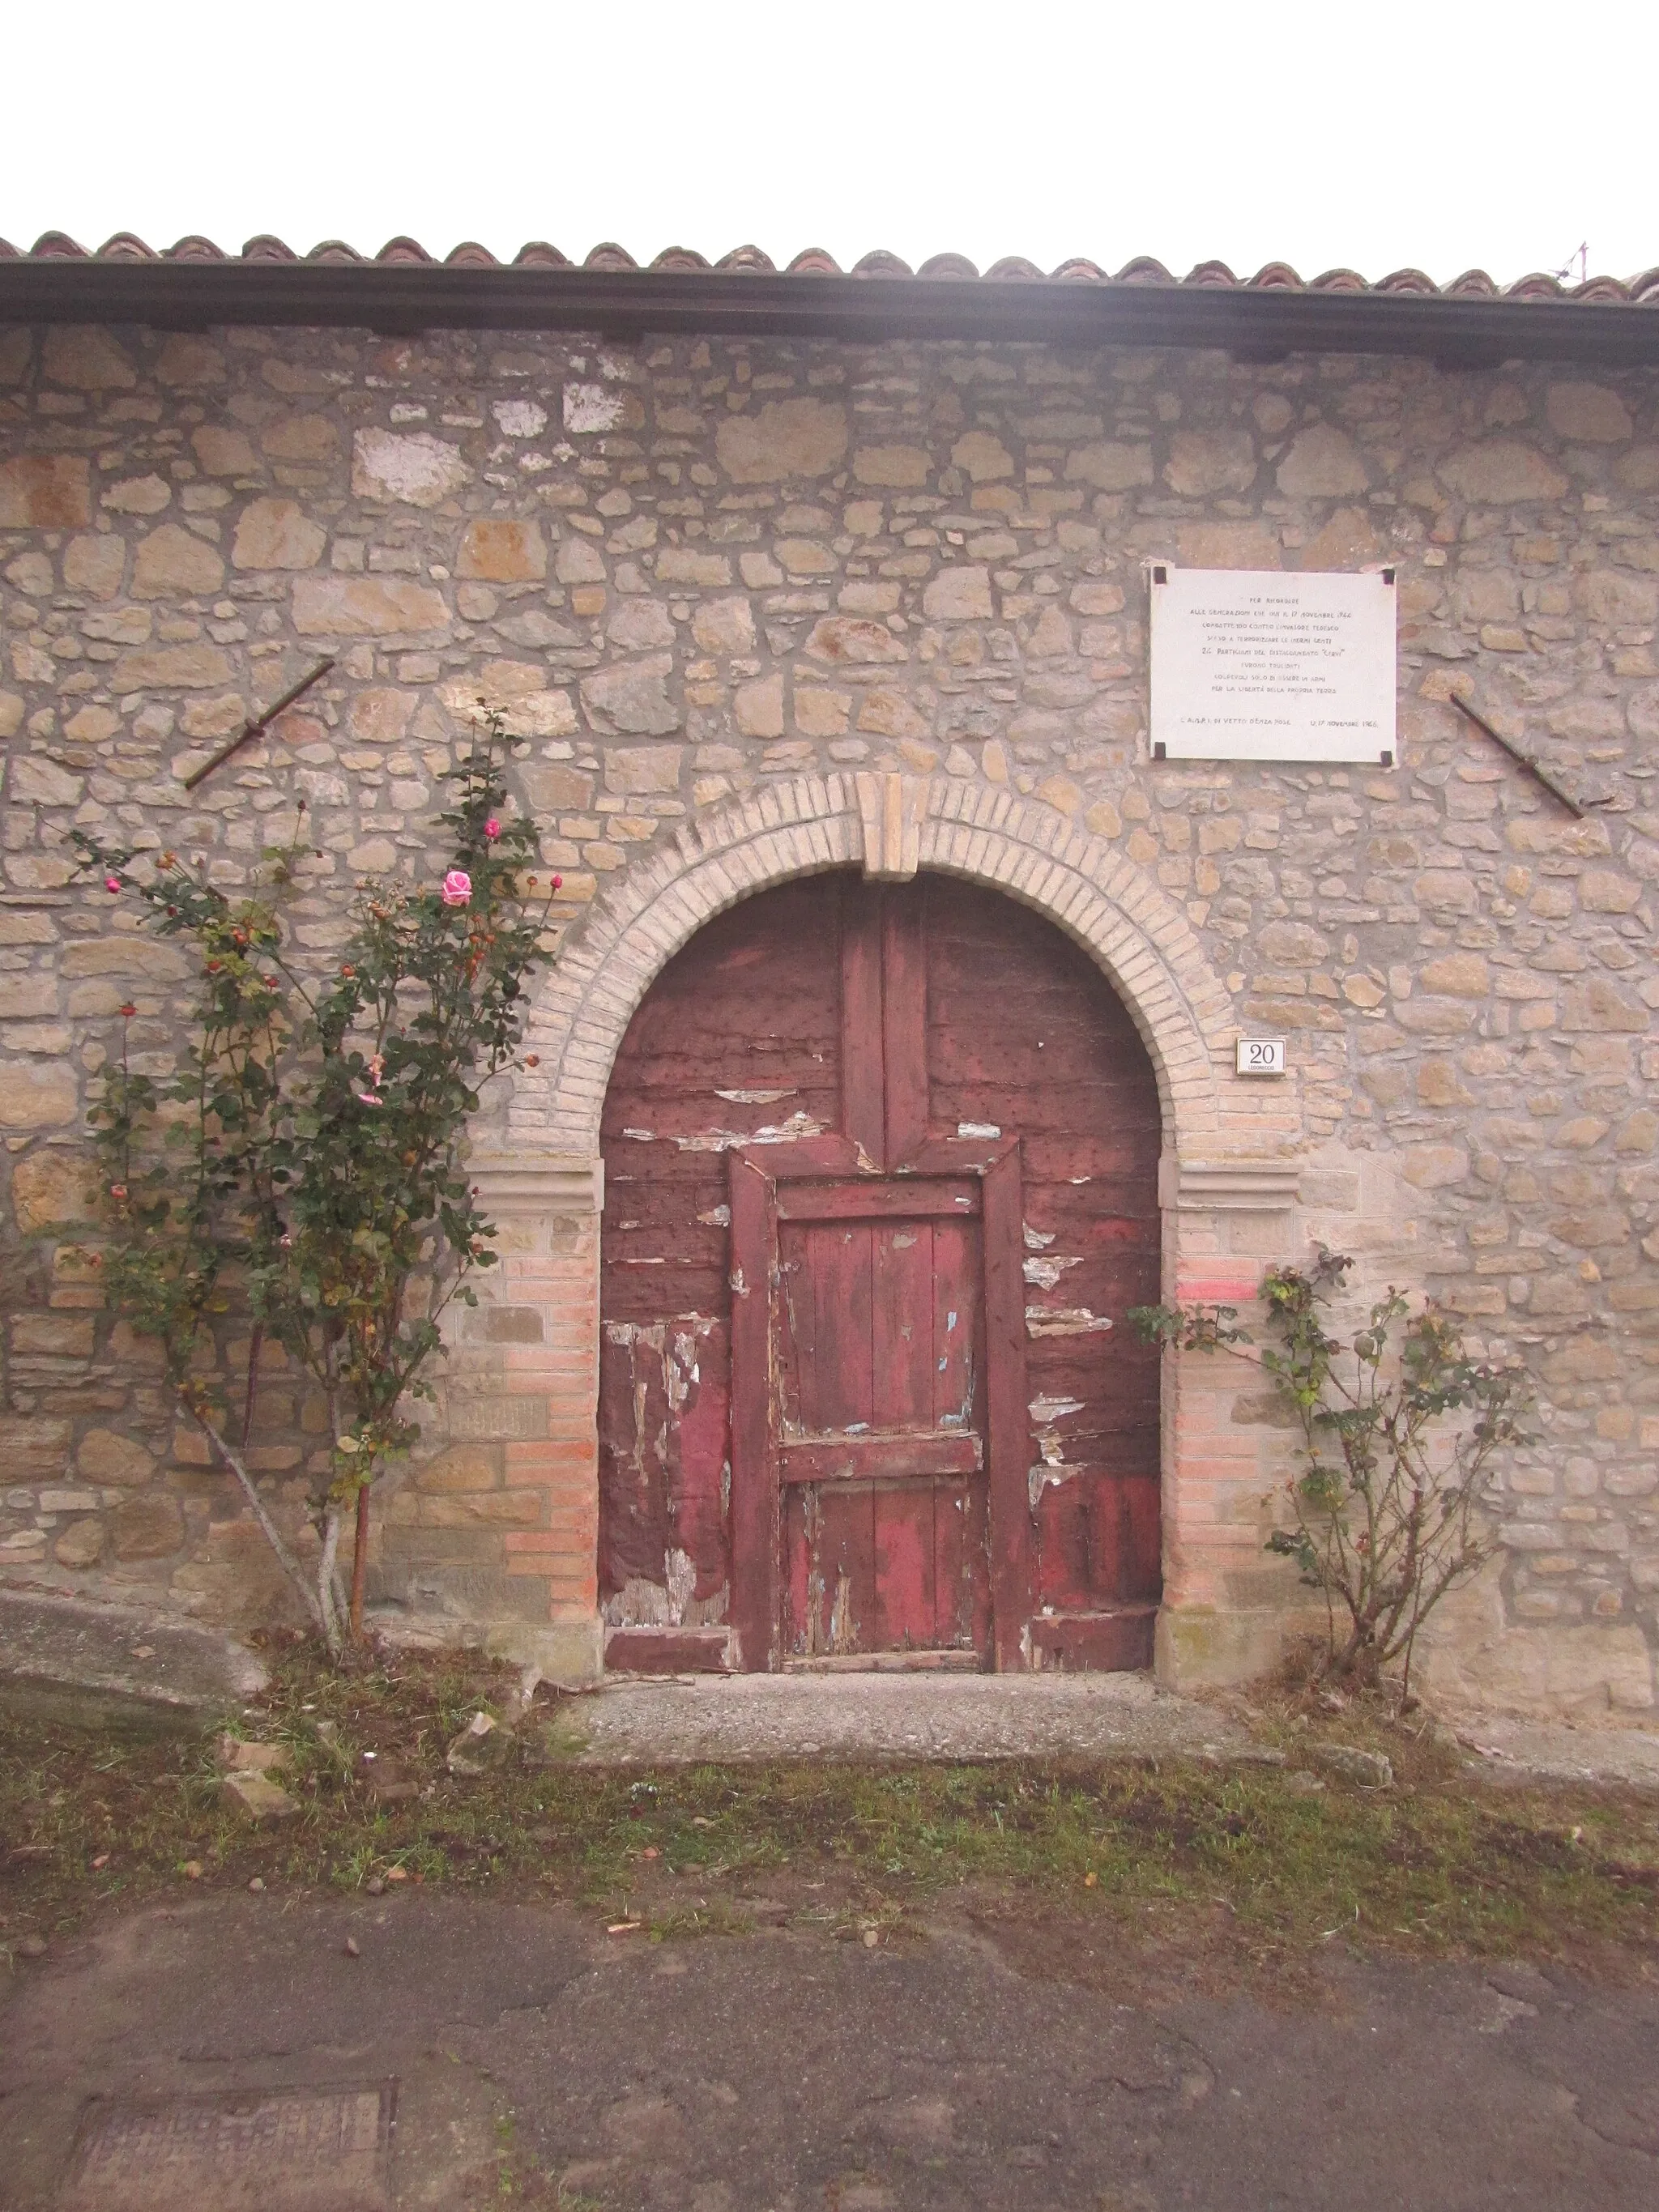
[{"left": 561, "top": 1670, "right": 1258, "bottom": 1763}]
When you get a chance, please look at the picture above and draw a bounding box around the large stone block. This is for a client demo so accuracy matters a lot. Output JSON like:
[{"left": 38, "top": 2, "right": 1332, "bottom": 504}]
[
  {"left": 691, "top": 597, "right": 756, "bottom": 656},
  {"left": 1064, "top": 442, "right": 1153, "bottom": 491},
  {"left": 111, "top": 642, "right": 235, "bottom": 690},
  {"left": 853, "top": 445, "right": 932, "bottom": 488},
  {"left": 133, "top": 524, "right": 226, "bottom": 598},
  {"left": 41, "top": 326, "right": 136, "bottom": 389},
  {"left": 602, "top": 744, "right": 684, "bottom": 795},
  {"left": 1166, "top": 428, "right": 1258, "bottom": 497},
  {"left": 563, "top": 384, "right": 646, "bottom": 433},
  {"left": 352, "top": 428, "right": 468, "bottom": 505},
  {"left": 11, "top": 1149, "right": 93, "bottom": 1233},
  {"left": 655, "top": 548, "right": 732, "bottom": 587},
  {"left": 60, "top": 939, "right": 190, "bottom": 982},
  {"left": 582, "top": 657, "right": 680, "bottom": 735},
  {"left": 458, "top": 519, "right": 547, "bottom": 582},
  {"left": 0, "top": 1418, "right": 72, "bottom": 1478},
  {"left": 10, "top": 757, "right": 83, "bottom": 806},
  {"left": 0, "top": 1066, "right": 78, "bottom": 1129},
  {"left": 922, "top": 566, "right": 994, "bottom": 621},
  {"left": 193, "top": 425, "right": 262, "bottom": 477},
  {"left": 293, "top": 577, "right": 450, "bottom": 636},
  {"left": 232, "top": 497, "right": 326, "bottom": 569},
  {"left": 344, "top": 688, "right": 413, "bottom": 745},
  {"left": 62, "top": 533, "right": 125, "bottom": 597},
  {"left": 715, "top": 399, "right": 848, "bottom": 484},
  {"left": 0, "top": 454, "right": 92, "bottom": 528},
  {"left": 1545, "top": 381, "right": 1633, "bottom": 443},
  {"left": 1275, "top": 423, "right": 1368, "bottom": 498},
  {"left": 733, "top": 675, "right": 785, "bottom": 738},
  {"left": 1438, "top": 441, "right": 1570, "bottom": 504},
  {"left": 110, "top": 1492, "right": 186, "bottom": 1561},
  {"left": 804, "top": 617, "right": 909, "bottom": 665},
  {"left": 79, "top": 1429, "right": 157, "bottom": 1486},
  {"left": 1559, "top": 978, "right": 1649, "bottom": 1033},
  {"left": 949, "top": 430, "right": 1012, "bottom": 482},
  {"left": 608, "top": 600, "right": 676, "bottom": 650}
]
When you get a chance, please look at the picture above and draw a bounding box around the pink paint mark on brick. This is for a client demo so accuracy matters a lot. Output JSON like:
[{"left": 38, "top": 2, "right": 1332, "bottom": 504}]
[{"left": 1176, "top": 1272, "right": 1260, "bottom": 1303}]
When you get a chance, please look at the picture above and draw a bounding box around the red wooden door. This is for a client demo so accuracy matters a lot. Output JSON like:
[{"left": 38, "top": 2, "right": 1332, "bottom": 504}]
[
  {"left": 728, "top": 1144, "right": 1029, "bottom": 1671},
  {"left": 777, "top": 1178, "right": 987, "bottom": 1662},
  {"left": 598, "top": 872, "right": 1162, "bottom": 1676}
]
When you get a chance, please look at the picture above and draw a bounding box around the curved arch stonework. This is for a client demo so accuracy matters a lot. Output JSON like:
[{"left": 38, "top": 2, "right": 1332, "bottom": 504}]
[
  {"left": 512, "top": 773, "right": 1303, "bottom": 1164},
  {"left": 463, "top": 774, "right": 1310, "bottom": 1690}
]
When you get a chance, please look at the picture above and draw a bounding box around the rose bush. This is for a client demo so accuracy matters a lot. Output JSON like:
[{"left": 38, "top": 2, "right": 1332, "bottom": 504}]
[{"left": 71, "top": 710, "right": 558, "bottom": 1654}]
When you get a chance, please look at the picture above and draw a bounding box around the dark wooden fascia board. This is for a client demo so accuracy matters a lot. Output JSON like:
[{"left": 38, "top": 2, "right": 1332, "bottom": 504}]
[{"left": 3, "top": 261, "right": 1659, "bottom": 363}]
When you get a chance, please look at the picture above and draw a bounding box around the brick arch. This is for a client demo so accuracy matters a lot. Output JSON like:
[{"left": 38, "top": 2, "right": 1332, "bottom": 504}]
[{"left": 512, "top": 774, "right": 1276, "bottom": 1160}]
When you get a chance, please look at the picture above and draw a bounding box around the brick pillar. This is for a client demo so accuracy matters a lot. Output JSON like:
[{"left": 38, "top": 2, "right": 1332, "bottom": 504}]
[
  {"left": 1154, "top": 1155, "right": 1307, "bottom": 1690},
  {"left": 446, "top": 1154, "right": 603, "bottom": 1681}
]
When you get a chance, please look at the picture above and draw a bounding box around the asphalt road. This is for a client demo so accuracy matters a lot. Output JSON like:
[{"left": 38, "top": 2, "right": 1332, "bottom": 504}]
[{"left": 2, "top": 1892, "right": 1655, "bottom": 2210}]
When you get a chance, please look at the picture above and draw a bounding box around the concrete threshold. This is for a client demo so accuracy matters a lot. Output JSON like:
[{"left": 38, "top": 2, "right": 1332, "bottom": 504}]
[{"left": 562, "top": 1669, "right": 1260, "bottom": 1763}]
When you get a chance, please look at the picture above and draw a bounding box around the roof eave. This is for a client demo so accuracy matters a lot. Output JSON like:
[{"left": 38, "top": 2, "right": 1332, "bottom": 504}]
[{"left": 2, "top": 262, "right": 1657, "bottom": 364}]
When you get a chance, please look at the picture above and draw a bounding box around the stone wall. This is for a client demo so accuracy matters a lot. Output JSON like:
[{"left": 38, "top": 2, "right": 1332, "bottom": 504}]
[{"left": 2, "top": 315, "right": 1657, "bottom": 1713}]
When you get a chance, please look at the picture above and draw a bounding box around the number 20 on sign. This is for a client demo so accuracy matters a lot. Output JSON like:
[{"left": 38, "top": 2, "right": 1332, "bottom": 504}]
[{"left": 1236, "top": 1038, "right": 1286, "bottom": 1076}]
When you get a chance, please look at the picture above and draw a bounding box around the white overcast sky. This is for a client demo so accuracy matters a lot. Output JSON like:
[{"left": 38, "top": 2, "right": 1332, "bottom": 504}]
[{"left": 6, "top": 1, "right": 1653, "bottom": 286}]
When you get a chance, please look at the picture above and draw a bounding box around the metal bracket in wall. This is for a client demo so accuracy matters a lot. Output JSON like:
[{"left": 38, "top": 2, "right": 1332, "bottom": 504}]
[
  {"left": 1451, "top": 694, "right": 1586, "bottom": 820},
  {"left": 855, "top": 771, "right": 928, "bottom": 880},
  {"left": 180, "top": 657, "right": 335, "bottom": 792}
]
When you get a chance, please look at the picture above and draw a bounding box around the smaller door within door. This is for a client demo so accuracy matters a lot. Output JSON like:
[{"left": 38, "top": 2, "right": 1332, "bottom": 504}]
[
  {"left": 775, "top": 1180, "right": 990, "bottom": 1662},
  {"left": 729, "top": 1137, "right": 1031, "bottom": 1673}
]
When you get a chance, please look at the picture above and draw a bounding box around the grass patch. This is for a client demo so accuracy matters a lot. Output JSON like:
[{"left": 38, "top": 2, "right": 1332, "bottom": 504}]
[{"left": 2, "top": 1638, "right": 1656, "bottom": 1980}]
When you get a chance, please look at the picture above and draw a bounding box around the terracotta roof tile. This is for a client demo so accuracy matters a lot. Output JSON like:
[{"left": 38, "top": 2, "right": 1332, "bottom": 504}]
[{"left": 1, "top": 232, "right": 1655, "bottom": 313}]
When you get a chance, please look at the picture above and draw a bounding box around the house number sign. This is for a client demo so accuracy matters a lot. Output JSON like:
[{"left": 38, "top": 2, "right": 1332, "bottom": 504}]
[
  {"left": 1236, "top": 1038, "right": 1286, "bottom": 1076},
  {"left": 1149, "top": 565, "right": 1396, "bottom": 764}
]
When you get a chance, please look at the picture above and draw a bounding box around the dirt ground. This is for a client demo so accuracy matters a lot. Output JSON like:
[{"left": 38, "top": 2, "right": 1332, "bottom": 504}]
[
  {"left": 2, "top": 1886, "right": 1657, "bottom": 2211},
  {"left": 4, "top": 1641, "right": 1658, "bottom": 2209}
]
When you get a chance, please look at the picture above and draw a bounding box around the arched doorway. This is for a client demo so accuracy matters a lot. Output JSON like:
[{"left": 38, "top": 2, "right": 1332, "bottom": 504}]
[{"left": 596, "top": 870, "right": 1162, "bottom": 1672}]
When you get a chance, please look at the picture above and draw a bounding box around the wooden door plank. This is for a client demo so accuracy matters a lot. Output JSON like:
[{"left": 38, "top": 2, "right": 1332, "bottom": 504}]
[
  {"left": 814, "top": 1479, "right": 876, "bottom": 1656},
  {"left": 782, "top": 1484, "right": 817, "bottom": 1657},
  {"left": 982, "top": 1144, "right": 1033, "bottom": 1670},
  {"left": 929, "top": 1215, "right": 979, "bottom": 1434},
  {"left": 776, "top": 1178, "right": 980, "bottom": 1221},
  {"left": 840, "top": 884, "right": 886, "bottom": 1168},
  {"left": 931, "top": 1481, "right": 975, "bottom": 1653},
  {"left": 881, "top": 884, "right": 930, "bottom": 1166},
  {"left": 871, "top": 1481, "right": 936, "bottom": 1650},
  {"left": 799, "top": 1221, "right": 875, "bottom": 1434},
  {"left": 872, "top": 1219, "right": 935, "bottom": 1430},
  {"left": 778, "top": 1433, "right": 982, "bottom": 1483},
  {"left": 727, "top": 1152, "right": 778, "bottom": 1671}
]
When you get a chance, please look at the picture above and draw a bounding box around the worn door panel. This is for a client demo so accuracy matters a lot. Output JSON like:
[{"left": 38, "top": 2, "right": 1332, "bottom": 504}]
[
  {"left": 771, "top": 1181, "right": 992, "bottom": 1663},
  {"left": 598, "top": 870, "right": 1162, "bottom": 1674}
]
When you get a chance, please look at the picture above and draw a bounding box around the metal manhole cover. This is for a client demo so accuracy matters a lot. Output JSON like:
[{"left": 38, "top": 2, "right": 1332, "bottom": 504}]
[{"left": 60, "top": 2082, "right": 394, "bottom": 2210}]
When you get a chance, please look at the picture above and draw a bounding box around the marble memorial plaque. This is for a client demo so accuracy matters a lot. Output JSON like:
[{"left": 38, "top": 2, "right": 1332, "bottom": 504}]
[
  {"left": 61, "top": 2082, "right": 394, "bottom": 2211},
  {"left": 1149, "top": 565, "right": 1396, "bottom": 762}
]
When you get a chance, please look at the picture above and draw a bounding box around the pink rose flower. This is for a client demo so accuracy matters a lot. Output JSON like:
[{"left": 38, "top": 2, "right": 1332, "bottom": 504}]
[
  {"left": 441, "top": 869, "right": 472, "bottom": 907},
  {"left": 357, "top": 1091, "right": 383, "bottom": 1108},
  {"left": 105, "top": 876, "right": 122, "bottom": 893},
  {"left": 484, "top": 818, "right": 501, "bottom": 841}
]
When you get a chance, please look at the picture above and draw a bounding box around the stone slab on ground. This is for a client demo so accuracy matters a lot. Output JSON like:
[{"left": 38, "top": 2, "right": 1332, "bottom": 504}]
[
  {"left": 0, "top": 1588, "right": 267, "bottom": 1730},
  {"left": 1455, "top": 1716, "right": 1659, "bottom": 1789},
  {"left": 1, "top": 1893, "right": 1654, "bottom": 2210},
  {"left": 561, "top": 1670, "right": 1258, "bottom": 1763}
]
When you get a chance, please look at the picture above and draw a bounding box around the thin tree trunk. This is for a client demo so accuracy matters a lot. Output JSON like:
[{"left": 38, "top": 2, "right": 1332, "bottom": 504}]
[
  {"left": 349, "top": 1483, "right": 371, "bottom": 1643},
  {"left": 195, "top": 1405, "right": 326, "bottom": 1639},
  {"left": 318, "top": 1507, "right": 343, "bottom": 1657},
  {"left": 241, "top": 1323, "right": 263, "bottom": 1451}
]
